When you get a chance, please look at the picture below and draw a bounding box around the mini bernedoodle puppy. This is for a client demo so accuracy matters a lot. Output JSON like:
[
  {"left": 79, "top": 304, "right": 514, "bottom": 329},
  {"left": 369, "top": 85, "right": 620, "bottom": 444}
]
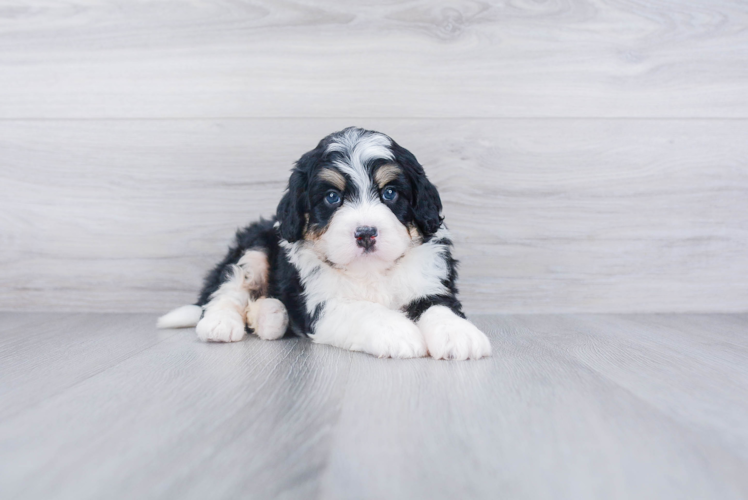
[{"left": 158, "top": 127, "right": 491, "bottom": 360}]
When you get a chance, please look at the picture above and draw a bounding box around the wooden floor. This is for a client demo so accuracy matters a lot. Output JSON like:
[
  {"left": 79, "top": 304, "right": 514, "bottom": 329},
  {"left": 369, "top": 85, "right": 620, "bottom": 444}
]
[{"left": 0, "top": 313, "right": 746, "bottom": 499}]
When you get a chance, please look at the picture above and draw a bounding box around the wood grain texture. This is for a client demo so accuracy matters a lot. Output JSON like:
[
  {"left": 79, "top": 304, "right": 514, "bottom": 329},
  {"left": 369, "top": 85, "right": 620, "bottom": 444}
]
[
  {"left": 321, "top": 314, "right": 748, "bottom": 499},
  {"left": 0, "top": 313, "right": 746, "bottom": 499},
  {"left": 0, "top": 313, "right": 351, "bottom": 500},
  {"left": 1, "top": 0, "right": 748, "bottom": 118},
  {"left": 1, "top": 119, "right": 746, "bottom": 313},
  {"left": 0, "top": 313, "right": 179, "bottom": 420}
]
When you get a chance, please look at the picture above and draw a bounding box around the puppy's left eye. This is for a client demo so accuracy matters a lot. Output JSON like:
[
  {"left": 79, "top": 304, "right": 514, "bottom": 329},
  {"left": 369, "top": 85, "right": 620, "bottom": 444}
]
[
  {"left": 325, "top": 191, "right": 342, "bottom": 206},
  {"left": 382, "top": 187, "right": 398, "bottom": 202}
]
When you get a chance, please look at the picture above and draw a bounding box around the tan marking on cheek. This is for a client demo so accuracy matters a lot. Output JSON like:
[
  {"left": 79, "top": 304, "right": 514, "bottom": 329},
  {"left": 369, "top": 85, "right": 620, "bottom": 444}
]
[
  {"left": 375, "top": 164, "right": 402, "bottom": 189},
  {"left": 408, "top": 224, "right": 423, "bottom": 244},
  {"left": 302, "top": 213, "right": 323, "bottom": 242},
  {"left": 318, "top": 168, "right": 346, "bottom": 191},
  {"left": 303, "top": 218, "right": 330, "bottom": 242}
]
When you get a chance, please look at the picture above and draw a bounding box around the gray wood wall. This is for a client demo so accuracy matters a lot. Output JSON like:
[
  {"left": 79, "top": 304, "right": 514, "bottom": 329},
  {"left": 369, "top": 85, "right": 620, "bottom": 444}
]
[{"left": 1, "top": 0, "right": 747, "bottom": 314}]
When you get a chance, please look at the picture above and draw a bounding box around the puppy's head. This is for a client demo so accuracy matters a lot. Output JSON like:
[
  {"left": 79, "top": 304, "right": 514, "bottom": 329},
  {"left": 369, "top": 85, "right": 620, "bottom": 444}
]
[{"left": 276, "top": 127, "right": 443, "bottom": 269}]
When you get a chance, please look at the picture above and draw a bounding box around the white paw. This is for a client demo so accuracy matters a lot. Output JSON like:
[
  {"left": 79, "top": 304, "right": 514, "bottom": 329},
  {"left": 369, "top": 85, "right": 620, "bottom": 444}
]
[
  {"left": 418, "top": 306, "right": 491, "bottom": 360},
  {"left": 248, "top": 298, "right": 288, "bottom": 340},
  {"left": 353, "top": 314, "right": 427, "bottom": 359},
  {"left": 195, "top": 311, "right": 246, "bottom": 342}
]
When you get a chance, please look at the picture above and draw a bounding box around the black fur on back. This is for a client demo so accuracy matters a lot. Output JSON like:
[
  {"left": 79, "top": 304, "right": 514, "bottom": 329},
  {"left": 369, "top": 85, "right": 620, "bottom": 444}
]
[{"left": 196, "top": 218, "right": 310, "bottom": 336}]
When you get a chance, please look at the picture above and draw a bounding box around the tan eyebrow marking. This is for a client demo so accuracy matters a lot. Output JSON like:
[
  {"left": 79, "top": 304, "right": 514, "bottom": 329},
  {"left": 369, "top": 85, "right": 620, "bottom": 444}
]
[
  {"left": 374, "top": 164, "right": 402, "bottom": 188},
  {"left": 318, "top": 168, "right": 346, "bottom": 191}
]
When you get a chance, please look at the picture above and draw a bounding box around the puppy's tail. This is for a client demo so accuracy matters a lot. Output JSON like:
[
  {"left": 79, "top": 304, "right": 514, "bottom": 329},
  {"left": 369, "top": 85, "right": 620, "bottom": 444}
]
[{"left": 157, "top": 304, "right": 203, "bottom": 329}]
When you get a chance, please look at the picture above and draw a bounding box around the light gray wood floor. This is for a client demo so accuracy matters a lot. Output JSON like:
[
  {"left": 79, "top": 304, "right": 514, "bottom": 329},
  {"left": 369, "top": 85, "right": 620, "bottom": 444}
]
[{"left": 1, "top": 313, "right": 747, "bottom": 499}]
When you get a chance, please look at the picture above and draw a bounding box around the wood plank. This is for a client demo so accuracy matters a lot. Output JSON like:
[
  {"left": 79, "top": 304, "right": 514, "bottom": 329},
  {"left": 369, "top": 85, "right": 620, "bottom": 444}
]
[
  {"left": 0, "top": 313, "right": 179, "bottom": 420},
  {"left": 1, "top": 119, "right": 746, "bottom": 313},
  {"left": 0, "top": 314, "right": 351, "bottom": 500},
  {"left": 0, "top": 313, "right": 746, "bottom": 499},
  {"left": 1, "top": 1, "right": 748, "bottom": 118},
  {"left": 508, "top": 314, "right": 748, "bottom": 457},
  {"left": 0, "top": 311, "right": 54, "bottom": 333}
]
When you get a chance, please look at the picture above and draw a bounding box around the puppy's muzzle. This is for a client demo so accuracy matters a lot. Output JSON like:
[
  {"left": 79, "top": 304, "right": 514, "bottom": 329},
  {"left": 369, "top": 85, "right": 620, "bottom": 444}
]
[{"left": 355, "top": 226, "right": 377, "bottom": 252}]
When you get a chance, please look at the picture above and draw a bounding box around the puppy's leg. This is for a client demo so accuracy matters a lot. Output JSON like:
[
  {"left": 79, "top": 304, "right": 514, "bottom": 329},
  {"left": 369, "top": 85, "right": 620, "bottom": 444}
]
[
  {"left": 312, "top": 300, "right": 427, "bottom": 358},
  {"left": 417, "top": 305, "right": 491, "bottom": 360},
  {"left": 196, "top": 249, "right": 268, "bottom": 343}
]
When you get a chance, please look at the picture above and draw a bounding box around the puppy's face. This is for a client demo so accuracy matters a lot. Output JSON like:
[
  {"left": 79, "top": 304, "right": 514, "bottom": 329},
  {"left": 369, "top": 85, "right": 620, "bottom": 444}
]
[{"left": 277, "top": 128, "right": 443, "bottom": 270}]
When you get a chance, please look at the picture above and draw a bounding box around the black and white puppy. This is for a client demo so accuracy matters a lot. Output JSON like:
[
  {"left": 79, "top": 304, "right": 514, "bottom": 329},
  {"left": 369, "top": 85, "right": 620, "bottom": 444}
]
[{"left": 158, "top": 127, "right": 490, "bottom": 360}]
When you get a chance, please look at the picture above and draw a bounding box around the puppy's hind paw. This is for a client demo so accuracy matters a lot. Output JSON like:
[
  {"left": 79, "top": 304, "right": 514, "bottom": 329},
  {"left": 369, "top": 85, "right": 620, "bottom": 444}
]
[
  {"left": 247, "top": 298, "right": 288, "bottom": 340},
  {"left": 196, "top": 311, "right": 246, "bottom": 342}
]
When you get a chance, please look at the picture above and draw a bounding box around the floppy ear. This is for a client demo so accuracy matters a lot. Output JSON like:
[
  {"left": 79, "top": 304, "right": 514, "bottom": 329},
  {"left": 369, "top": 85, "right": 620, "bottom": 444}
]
[
  {"left": 412, "top": 171, "right": 443, "bottom": 237},
  {"left": 391, "top": 141, "right": 443, "bottom": 238},
  {"left": 276, "top": 168, "right": 308, "bottom": 243},
  {"left": 276, "top": 141, "right": 327, "bottom": 242}
]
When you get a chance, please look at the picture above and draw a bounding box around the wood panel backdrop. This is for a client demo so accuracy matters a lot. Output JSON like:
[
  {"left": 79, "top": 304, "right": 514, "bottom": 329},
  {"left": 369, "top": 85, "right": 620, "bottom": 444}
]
[{"left": 1, "top": 0, "right": 747, "bottom": 313}]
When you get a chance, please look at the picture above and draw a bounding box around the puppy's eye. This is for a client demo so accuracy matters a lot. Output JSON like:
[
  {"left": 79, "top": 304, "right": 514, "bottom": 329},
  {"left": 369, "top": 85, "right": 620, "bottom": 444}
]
[
  {"left": 325, "top": 191, "right": 342, "bottom": 206},
  {"left": 382, "top": 187, "right": 398, "bottom": 202}
]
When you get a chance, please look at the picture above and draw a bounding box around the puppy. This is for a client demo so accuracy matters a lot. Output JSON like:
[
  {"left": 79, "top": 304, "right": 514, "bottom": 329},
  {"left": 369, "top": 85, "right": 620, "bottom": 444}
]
[{"left": 158, "top": 127, "right": 491, "bottom": 360}]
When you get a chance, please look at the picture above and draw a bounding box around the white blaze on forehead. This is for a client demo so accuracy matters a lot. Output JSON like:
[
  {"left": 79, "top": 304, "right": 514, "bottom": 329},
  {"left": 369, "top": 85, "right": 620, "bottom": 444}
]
[{"left": 326, "top": 129, "right": 393, "bottom": 200}]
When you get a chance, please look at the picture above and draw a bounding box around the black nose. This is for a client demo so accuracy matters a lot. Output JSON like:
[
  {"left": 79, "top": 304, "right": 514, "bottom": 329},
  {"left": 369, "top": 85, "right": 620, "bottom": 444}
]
[{"left": 354, "top": 226, "right": 377, "bottom": 251}]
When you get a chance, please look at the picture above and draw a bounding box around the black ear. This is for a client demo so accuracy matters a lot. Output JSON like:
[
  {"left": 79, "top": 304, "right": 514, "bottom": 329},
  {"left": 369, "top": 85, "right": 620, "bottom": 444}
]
[
  {"left": 412, "top": 170, "right": 443, "bottom": 237},
  {"left": 391, "top": 141, "right": 443, "bottom": 238},
  {"left": 276, "top": 168, "right": 308, "bottom": 243},
  {"left": 412, "top": 168, "right": 444, "bottom": 238},
  {"left": 276, "top": 143, "right": 325, "bottom": 242}
]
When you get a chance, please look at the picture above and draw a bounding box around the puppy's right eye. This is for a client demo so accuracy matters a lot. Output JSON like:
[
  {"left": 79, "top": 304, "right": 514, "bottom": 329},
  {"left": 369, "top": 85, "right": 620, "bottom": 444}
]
[{"left": 325, "top": 191, "right": 342, "bottom": 206}]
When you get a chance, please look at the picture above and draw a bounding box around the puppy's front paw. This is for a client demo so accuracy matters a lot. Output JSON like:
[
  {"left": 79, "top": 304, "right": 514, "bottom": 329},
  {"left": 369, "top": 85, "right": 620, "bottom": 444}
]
[
  {"left": 418, "top": 306, "right": 491, "bottom": 360},
  {"left": 196, "top": 311, "right": 246, "bottom": 342},
  {"left": 362, "top": 316, "right": 427, "bottom": 359}
]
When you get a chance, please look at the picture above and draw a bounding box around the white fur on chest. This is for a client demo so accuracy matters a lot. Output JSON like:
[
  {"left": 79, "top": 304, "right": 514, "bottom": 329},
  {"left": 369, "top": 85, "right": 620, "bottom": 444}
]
[{"left": 281, "top": 231, "right": 450, "bottom": 314}]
